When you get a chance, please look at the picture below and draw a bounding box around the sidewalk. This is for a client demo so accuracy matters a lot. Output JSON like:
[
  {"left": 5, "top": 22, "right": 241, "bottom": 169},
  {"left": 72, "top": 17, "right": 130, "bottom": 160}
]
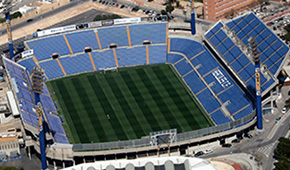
[{"left": 210, "top": 153, "right": 260, "bottom": 170}]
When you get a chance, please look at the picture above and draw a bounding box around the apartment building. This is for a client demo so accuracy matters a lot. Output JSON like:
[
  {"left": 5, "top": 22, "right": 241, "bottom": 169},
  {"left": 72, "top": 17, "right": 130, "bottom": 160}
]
[{"left": 203, "top": 0, "right": 257, "bottom": 21}]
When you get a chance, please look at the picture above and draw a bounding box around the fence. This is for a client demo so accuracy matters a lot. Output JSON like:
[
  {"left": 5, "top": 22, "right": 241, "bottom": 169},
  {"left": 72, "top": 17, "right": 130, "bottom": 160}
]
[{"left": 72, "top": 111, "right": 256, "bottom": 151}]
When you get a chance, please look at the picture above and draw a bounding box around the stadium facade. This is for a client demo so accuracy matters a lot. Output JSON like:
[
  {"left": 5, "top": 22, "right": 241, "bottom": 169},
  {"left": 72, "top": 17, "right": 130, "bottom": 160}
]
[
  {"left": 61, "top": 156, "right": 217, "bottom": 170},
  {"left": 2, "top": 13, "right": 288, "bottom": 167}
]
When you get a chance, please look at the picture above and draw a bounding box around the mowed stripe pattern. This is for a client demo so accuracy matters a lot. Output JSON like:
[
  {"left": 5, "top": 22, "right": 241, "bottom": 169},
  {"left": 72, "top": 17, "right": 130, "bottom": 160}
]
[{"left": 47, "top": 64, "right": 212, "bottom": 144}]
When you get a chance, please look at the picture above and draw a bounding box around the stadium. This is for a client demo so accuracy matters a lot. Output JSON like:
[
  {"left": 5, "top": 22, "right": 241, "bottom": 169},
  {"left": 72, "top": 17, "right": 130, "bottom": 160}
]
[{"left": 2, "top": 12, "right": 289, "bottom": 167}]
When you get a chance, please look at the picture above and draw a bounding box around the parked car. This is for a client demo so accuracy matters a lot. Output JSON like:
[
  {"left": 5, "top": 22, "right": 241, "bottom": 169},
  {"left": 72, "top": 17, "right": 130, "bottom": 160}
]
[
  {"left": 204, "top": 148, "right": 213, "bottom": 154},
  {"left": 275, "top": 116, "right": 281, "bottom": 123},
  {"left": 131, "top": 6, "right": 139, "bottom": 12},
  {"left": 244, "top": 133, "right": 253, "bottom": 139},
  {"left": 231, "top": 139, "right": 240, "bottom": 143},
  {"left": 194, "top": 151, "right": 204, "bottom": 157},
  {"left": 282, "top": 107, "right": 287, "bottom": 114},
  {"left": 222, "top": 143, "right": 232, "bottom": 147},
  {"left": 26, "top": 19, "right": 33, "bottom": 22}
]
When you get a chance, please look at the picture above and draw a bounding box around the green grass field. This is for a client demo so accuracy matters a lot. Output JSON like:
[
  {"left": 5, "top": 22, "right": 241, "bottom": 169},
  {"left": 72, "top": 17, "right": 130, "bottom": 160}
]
[{"left": 46, "top": 64, "right": 213, "bottom": 144}]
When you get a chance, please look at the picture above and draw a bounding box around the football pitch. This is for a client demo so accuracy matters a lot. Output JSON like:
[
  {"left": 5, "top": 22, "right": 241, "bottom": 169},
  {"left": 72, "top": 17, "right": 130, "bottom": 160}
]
[{"left": 46, "top": 64, "right": 214, "bottom": 144}]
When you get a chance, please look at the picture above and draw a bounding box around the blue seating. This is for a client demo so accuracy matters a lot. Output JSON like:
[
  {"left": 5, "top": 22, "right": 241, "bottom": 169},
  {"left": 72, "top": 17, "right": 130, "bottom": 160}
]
[
  {"left": 54, "top": 134, "right": 69, "bottom": 144},
  {"left": 191, "top": 50, "right": 219, "bottom": 76},
  {"left": 205, "top": 14, "right": 283, "bottom": 93},
  {"left": 174, "top": 59, "right": 192, "bottom": 76},
  {"left": 18, "top": 57, "right": 38, "bottom": 74},
  {"left": 91, "top": 50, "right": 116, "bottom": 69},
  {"left": 170, "top": 38, "right": 254, "bottom": 123},
  {"left": 116, "top": 46, "right": 146, "bottom": 66},
  {"left": 205, "top": 22, "right": 223, "bottom": 40},
  {"left": 196, "top": 89, "right": 221, "bottom": 114},
  {"left": 4, "top": 58, "right": 39, "bottom": 128},
  {"left": 170, "top": 38, "right": 204, "bottom": 58},
  {"left": 46, "top": 114, "right": 66, "bottom": 135},
  {"left": 65, "top": 30, "right": 99, "bottom": 53},
  {"left": 60, "top": 54, "right": 94, "bottom": 75},
  {"left": 4, "top": 58, "right": 68, "bottom": 143},
  {"left": 149, "top": 45, "right": 167, "bottom": 64},
  {"left": 219, "top": 85, "right": 250, "bottom": 114},
  {"left": 225, "top": 13, "right": 289, "bottom": 75},
  {"left": 233, "top": 105, "right": 254, "bottom": 120},
  {"left": 97, "top": 26, "right": 129, "bottom": 48},
  {"left": 183, "top": 71, "right": 206, "bottom": 94},
  {"left": 40, "top": 94, "right": 56, "bottom": 112},
  {"left": 211, "top": 110, "right": 232, "bottom": 125},
  {"left": 129, "top": 23, "right": 167, "bottom": 45},
  {"left": 39, "top": 60, "right": 64, "bottom": 79},
  {"left": 167, "top": 53, "right": 183, "bottom": 64},
  {"left": 26, "top": 35, "right": 71, "bottom": 61},
  {"left": 204, "top": 73, "right": 225, "bottom": 95}
]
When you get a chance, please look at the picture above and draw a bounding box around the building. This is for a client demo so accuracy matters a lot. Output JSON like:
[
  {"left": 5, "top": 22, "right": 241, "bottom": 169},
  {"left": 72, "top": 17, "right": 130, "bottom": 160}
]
[
  {"left": 61, "top": 157, "right": 217, "bottom": 170},
  {"left": 203, "top": 0, "right": 257, "bottom": 21},
  {"left": 0, "top": 136, "right": 20, "bottom": 160}
]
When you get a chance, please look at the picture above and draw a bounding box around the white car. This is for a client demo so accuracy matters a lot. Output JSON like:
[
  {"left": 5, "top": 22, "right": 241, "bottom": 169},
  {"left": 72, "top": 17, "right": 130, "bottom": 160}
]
[
  {"left": 282, "top": 107, "right": 287, "bottom": 114},
  {"left": 204, "top": 148, "right": 213, "bottom": 154}
]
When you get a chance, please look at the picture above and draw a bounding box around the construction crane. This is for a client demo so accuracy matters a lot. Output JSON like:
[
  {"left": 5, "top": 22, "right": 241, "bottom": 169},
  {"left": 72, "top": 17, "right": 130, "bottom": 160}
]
[
  {"left": 1, "top": 0, "right": 14, "bottom": 59},
  {"left": 31, "top": 67, "right": 48, "bottom": 170}
]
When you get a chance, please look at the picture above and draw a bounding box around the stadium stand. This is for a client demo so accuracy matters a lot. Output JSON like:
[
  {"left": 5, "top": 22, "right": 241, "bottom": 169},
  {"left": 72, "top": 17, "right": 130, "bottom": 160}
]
[
  {"left": 129, "top": 23, "right": 167, "bottom": 45},
  {"left": 19, "top": 44, "right": 167, "bottom": 80},
  {"left": 91, "top": 50, "right": 116, "bottom": 69},
  {"left": 46, "top": 114, "right": 68, "bottom": 143},
  {"left": 97, "top": 26, "right": 129, "bottom": 48},
  {"left": 4, "top": 59, "right": 38, "bottom": 128},
  {"left": 169, "top": 38, "right": 254, "bottom": 125},
  {"left": 18, "top": 57, "right": 38, "bottom": 74},
  {"left": 39, "top": 60, "right": 64, "bottom": 79},
  {"left": 148, "top": 45, "right": 167, "bottom": 64},
  {"left": 211, "top": 110, "right": 232, "bottom": 125},
  {"left": 12, "top": 22, "right": 257, "bottom": 146},
  {"left": 115, "top": 46, "right": 147, "bottom": 66},
  {"left": 205, "top": 13, "right": 288, "bottom": 94},
  {"left": 4, "top": 58, "right": 68, "bottom": 143},
  {"left": 26, "top": 35, "right": 71, "bottom": 61},
  {"left": 65, "top": 30, "right": 99, "bottom": 53},
  {"left": 60, "top": 53, "right": 94, "bottom": 75}
]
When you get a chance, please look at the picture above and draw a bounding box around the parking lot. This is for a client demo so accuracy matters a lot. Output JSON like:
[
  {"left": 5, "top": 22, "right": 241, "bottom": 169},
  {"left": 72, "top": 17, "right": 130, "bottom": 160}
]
[
  {"left": 92, "top": 0, "right": 171, "bottom": 21},
  {"left": 240, "top": 1, "right": 290, "bottom": 45}
]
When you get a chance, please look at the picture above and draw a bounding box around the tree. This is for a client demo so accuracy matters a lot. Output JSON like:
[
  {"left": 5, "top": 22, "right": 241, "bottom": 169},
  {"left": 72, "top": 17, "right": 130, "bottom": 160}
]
[
  {"left": 0, "top": 11, "right": 23, "bottom": 24},
  {"left": 273, "top": 137, "right": 290, "bottom": 170},
  {"left": 176, "top": 1, "right": 180, "bottom": 8},
  {"left": 166, "top": 3, "right": 174, "bottom": 14},
  {"left": 168, "top": 0, "right": 176, "bottom": 3},
  {"left": 283, "top": 24, "right": 290, "bottom": 43},
  {"left": 161, "top": 10, "right": 167, "bottom": 15},
  {"left": 224, "top": 9, "right": 236, "bottom": 18},
  {"left": 93, "top": 14, "right": 121, "bottom": 21}
]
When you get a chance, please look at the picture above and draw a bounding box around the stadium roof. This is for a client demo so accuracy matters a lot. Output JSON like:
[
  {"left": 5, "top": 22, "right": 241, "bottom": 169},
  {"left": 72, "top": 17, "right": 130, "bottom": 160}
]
[
  {"left": 61, "top": 156, "right": 217, "bottom": 170},
  {"left": 204, "top": 12, "right": 289, "bottom": 96}
]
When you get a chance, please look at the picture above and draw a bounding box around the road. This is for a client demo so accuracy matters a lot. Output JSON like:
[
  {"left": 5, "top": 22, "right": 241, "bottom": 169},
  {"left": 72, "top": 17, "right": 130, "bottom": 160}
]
[
  {"left": 0, "top": 0, "right": 90, "bottom": 36},
  {"left": 201, "top": 104, "right": 290, "bottom": 170}
]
